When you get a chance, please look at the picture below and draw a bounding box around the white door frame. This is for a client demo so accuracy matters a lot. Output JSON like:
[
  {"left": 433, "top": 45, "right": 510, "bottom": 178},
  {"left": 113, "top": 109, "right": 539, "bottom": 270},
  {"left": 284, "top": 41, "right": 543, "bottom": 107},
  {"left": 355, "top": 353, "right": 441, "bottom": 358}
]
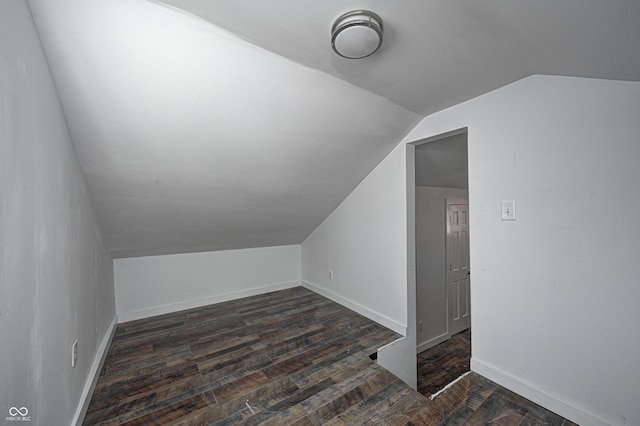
[{"left": 408, "top": 127, "right": 469, "bottom": 356}]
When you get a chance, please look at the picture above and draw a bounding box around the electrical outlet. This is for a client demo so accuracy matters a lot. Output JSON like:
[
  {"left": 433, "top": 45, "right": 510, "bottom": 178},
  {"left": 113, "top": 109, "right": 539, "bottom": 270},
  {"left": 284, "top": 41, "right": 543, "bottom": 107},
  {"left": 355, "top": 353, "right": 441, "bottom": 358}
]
[
  {"left": 328, "top": 269, "right": 334, "bottom": 280},
  {"left": 500, "top": 200, "right": 516, "bottom": 220},
  {"left": 418, "top": 321, "right": 423, "bottom": 332},
  {"left": 71, "top": 340, "right": 78, "bottom": 368}
]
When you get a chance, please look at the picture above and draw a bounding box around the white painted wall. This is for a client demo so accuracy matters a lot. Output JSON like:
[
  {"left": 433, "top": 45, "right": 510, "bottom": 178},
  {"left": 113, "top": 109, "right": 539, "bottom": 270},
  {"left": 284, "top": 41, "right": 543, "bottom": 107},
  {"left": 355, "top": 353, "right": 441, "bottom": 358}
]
[
  {"left": 301, "top": 144, "right": 416, "bottom": 386},
  {"left": 115, "top": 245, "right": 301, "bottom": 322},
  {"left": 415, "top": 186, "right": 468, "bottom": 352},
  {"left": 404, "top": 75, "right": 640, "bottom": 426},
  {"left": 0, "top": 2, "right": 116, "bottom": 425},
  {"left": 303, "top": 75, "right": 640, "bottom": 424},
  {"left": 301, "top": 145, "right": 408, "bottom": 335}
]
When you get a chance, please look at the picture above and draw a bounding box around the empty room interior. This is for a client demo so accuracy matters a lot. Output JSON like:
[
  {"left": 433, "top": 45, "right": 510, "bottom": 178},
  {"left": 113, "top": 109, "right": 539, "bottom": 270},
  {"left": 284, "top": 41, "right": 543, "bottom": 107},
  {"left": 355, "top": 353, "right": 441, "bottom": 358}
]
[{"left": 2, "top": 1, "right": 640, "bottom": 425}]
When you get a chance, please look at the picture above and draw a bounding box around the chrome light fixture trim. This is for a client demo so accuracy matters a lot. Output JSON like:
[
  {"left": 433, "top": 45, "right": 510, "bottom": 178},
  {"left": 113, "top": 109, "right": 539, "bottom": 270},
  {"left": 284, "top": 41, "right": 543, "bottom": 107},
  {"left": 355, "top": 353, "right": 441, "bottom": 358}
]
[{"left": 331, "top": 10, "right": 383, "bottom": 59}]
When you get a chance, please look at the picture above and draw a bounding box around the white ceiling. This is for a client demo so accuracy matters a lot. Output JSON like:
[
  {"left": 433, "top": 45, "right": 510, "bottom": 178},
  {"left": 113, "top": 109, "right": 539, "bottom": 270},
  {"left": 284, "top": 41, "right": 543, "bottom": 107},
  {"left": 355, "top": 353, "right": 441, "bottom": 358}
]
[
  {"left": 154, "top": 0, "right": 640, "bottom": 115},
  {"left": 27, "top": 0, "right": 640, "bottom": 258},
  {"left": 415, "top": 133, "right": 468, "bottom": 189}
]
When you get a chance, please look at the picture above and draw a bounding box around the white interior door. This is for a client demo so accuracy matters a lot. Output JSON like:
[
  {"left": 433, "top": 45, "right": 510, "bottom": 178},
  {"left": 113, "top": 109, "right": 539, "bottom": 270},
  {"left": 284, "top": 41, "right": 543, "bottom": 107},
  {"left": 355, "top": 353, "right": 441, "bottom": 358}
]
[{"left": 447, "top": 202, "right": 470, "bottom": 335}]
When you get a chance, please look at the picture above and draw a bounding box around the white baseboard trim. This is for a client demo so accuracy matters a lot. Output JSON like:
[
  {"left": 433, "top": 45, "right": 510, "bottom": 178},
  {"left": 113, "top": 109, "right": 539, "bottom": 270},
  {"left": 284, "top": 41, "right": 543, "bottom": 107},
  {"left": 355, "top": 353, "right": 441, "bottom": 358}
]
[
  {"left": 472, "top": 358, "right": 615, "bottom": 426},
  {"left": 117, "top": 280, "right": 301, "bottom": 323},
  {"left": 72, "top": 316, "right": 118, "bottom": 426},
  {"left": 416, "top": 332, "right": 450, "bottom": 354},
  {"left": 301, "top": 280, "right": 406, "bottom": 336}
]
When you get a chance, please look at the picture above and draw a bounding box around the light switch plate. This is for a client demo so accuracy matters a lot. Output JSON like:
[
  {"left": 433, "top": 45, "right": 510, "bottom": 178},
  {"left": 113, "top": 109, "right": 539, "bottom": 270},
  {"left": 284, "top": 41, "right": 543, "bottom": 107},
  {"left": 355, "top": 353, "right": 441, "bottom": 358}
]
[{"left": 501, "top": 200, "right": 516, "bottom": 220}]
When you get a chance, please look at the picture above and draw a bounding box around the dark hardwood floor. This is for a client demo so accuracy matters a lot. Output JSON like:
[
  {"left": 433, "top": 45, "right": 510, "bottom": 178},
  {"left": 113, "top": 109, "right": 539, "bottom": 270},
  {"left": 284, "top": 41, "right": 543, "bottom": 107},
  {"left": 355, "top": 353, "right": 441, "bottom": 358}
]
[
  {"left": 423, "top": 372, "right": 578, "bottom": 426},
  {"left": 85, "top": 287, "right": 577, "bottom": 425},
  {"left": 417, "top": 329, "right": 471, "bottom": 398},
  {"left": 84, "top": 287, "right": 425, "bottom": 425},
  {"left": 417, "top": 329, "right": 577, "bottom": 425}
]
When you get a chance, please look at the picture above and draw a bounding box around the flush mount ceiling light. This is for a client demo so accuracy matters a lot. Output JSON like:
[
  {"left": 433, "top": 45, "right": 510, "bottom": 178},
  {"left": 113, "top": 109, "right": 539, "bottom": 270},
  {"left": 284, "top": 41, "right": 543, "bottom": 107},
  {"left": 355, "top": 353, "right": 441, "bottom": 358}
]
[{"left": 331, "top": 10, "right": 383, "bottom": 59}]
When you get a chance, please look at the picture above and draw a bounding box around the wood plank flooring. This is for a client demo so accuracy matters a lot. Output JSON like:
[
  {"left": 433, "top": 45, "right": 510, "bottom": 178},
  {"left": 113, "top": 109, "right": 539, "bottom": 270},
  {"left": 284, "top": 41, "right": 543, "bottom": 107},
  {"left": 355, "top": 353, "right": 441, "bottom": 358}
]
[
  {"left": 429, "top": 372, "right": 578, "bottom": 426},
  {"left": 417, "top": 329, "right": 577, "bottom": 425},
  {"left": 84, "top": 287, "right": 424, "bottom": 425},
  {"left": 417, "top": 329, "right": 471, "bottom": 398},
  {"left": 85, "top": 287, "right": 577, "bottom": 425}
]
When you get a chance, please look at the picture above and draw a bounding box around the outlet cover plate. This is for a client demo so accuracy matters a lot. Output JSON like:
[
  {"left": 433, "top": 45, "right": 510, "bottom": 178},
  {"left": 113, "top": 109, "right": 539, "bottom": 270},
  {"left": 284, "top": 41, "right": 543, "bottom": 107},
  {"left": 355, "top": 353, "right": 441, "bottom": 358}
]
[{"left": 500, "top": 200, "right": 516, "bottom": 220}]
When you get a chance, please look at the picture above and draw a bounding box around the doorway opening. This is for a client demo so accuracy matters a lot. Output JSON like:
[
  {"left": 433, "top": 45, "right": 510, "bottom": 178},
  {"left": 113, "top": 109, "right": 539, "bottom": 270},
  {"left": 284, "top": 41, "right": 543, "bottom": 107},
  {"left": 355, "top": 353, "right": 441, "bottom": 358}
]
[{"left": 409, "top": 128, "right": 470, "bottom": 397}]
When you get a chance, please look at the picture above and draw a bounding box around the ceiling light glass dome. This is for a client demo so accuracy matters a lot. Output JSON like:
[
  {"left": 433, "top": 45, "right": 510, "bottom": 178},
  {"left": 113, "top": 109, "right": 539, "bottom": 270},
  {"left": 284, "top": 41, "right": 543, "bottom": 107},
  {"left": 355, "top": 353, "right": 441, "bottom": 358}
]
[{"left": 331, "top": 10, "right": 383, "bottom": 59}]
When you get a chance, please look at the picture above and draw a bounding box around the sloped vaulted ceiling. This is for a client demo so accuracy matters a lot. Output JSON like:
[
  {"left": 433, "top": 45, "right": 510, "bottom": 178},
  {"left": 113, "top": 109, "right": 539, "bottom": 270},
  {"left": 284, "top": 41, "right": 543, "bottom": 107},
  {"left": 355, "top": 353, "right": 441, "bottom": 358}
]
[
  {"left": 27, "top": 0, "right": 421, "bottom": 257},
  {"left": 27, "top": 0, "right": 640, "bottom": 258}
]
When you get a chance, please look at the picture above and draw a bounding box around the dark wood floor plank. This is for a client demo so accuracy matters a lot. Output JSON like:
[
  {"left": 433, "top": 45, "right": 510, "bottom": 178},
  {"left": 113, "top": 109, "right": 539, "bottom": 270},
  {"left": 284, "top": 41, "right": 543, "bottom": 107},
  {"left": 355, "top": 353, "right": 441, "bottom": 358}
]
[
  {"left": 195, "top": 344, "right": 271, "bottom": 376},
  {"left": 227, "top": 378, "right": 305, "bottom": 419},
  {"left": 206, "top": 376, "right": 303, "bottom": 423},
  {"left": 519, "top": 403, "right": 573, "bottom": 426},
  {"left": 289, "top": 352, "right": 370, "bottom": 390},
  {"left": 299, "top": 361, "right": 382, "bottom": 418},
  {"left": 85, "top": 375, "right": 197, "bottom": 424},
  {"left": 117, "top": 393, "right": 211, "bottom": 426},
  {"left": 364, "top": 385, "right": 431, "bottom": 425},
  {"left": 417, "top": 328, "right": 471, "bottom": 398},
  {"left": 92, "top": 360, "right": 200, "bottom": 400},
  {"left": 322, "top": 371, "right": 406, "bottom": 426},
  {"left": 104, "top": 344, "right": 192, "bottom": 375},
  {"left": 211, "top": 370, "right": 271, "bottom": 405},
  {"left": 436, "top": 403, "right": 474, "bottom": 426},
  {"left": 85, "top": 287, "right": 577, "bottom": 425}
]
